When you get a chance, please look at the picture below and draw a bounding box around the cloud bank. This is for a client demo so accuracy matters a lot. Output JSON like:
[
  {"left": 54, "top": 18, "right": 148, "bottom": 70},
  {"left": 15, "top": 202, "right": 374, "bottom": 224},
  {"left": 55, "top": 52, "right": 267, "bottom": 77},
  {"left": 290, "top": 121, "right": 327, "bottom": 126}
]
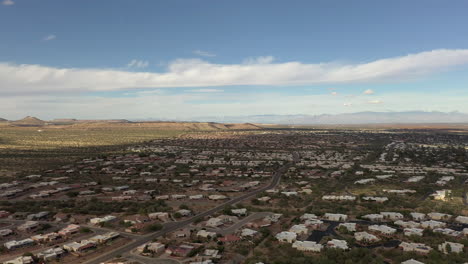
[{"left": 2, "top": 49, "right": 468, "bottom": 95}]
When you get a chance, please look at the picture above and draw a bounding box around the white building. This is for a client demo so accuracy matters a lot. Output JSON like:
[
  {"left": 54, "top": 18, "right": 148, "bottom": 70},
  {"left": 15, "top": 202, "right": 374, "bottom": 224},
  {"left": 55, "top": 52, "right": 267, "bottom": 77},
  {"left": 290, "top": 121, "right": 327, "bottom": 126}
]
[
  {"left": 404, "top": 228, "right": 424, "bottom": 237},
  {"left": 380, "top": 212, "right": 404, "bottom": 220},
  {"left": 438, "top": 241, "right": 464, "bottom": 254},
  {"left": 362, "top": 214, "right": 384, "bottom": 222},
  {"left": 327, "top": 239, "right": 349, "bottom": 250},
  {"left": 362, "top": 196, "right": 388, "bottom": 203},
  {"left": 289, "top": 224, "right": 309, "bottom": 235},
  {"left": 368, "top": 225, "right": 396, "bottom": 235},
  {"left": 410, "top": 212, "right": 425, "bottom": 221},
  {"left": 300, "top": 213, "right": 318, "bottom": 220},
  {"left": 399, "top": 242, "right": 432, "bottom": 254},
  {"left": 427, "top": 212, "right": 451, "bottom": 221},
  {"left": 240, "top": 228, "right": 258, "bottom": 238},
  {"left": 401, "top": 259, "right": 425, "bottom": 264},
  {"left": 338, "top": 222, "right": 356, "bottom": 232},
  {"left": 197, "top": 230, "right": 217, "bottom": 238},
  {"left": 275, "top": 231, "right": 297, "bottom": 243},
  {"left": 206, "top": 217, "right": 224, "bottom": 228},
  {"left": 3, "top": 256, "right": 34, "bottom": 264},
  {"left": 292, "top": 241, "right": 323, "bottom": 252},
  {"left": 89, "top": 215, "right": 116, "bottom": 225},
  {"left": 324, "top": 213, "right": 347, "bottom": 221},
  {"left": 394, "top": 220, "right": 420, "bottom": 228},
  {"left": 421, "top": 220, "right": 446, "bottom": 229},
  {"left": 355, "top": 232, "right": 380, "bottom": 242},
  {"left": 231, "top": 208, "right": 247, "bottom": 216},
  {"left": 354, "top": 178, "right": 375, "bottom": 185},
  {"left": 455, "top": 215, "right": 468, "bottom": 224}
]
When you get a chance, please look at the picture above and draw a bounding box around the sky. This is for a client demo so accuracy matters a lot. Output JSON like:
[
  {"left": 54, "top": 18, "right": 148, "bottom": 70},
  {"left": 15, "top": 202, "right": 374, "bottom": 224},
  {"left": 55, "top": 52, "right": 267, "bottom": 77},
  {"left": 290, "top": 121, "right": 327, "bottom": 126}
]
[{"left": 1, "top": 0, "right": 468, "bottom": 120}]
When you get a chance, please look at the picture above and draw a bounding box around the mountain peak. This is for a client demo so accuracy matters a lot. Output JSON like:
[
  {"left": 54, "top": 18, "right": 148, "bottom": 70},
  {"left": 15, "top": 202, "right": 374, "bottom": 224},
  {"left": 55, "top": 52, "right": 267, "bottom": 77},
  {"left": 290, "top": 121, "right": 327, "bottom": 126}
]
[{"left": 11, "top": 116, "right": 46, "bottom": 126}]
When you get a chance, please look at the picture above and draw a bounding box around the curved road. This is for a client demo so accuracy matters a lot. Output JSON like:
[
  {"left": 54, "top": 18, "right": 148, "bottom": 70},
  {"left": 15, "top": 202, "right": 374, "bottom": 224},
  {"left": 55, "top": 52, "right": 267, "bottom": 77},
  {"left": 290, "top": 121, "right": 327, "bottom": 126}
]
[{"left": 83, "top": 152, "right": 298, "bottom": 264}]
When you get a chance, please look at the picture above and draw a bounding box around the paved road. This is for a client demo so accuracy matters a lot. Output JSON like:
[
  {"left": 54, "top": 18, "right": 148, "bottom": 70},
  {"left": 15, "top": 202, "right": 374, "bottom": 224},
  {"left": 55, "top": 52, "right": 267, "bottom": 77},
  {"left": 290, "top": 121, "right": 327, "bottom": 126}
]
[{"left": 83, "top": 152, "right": 298, "bottom": 264}]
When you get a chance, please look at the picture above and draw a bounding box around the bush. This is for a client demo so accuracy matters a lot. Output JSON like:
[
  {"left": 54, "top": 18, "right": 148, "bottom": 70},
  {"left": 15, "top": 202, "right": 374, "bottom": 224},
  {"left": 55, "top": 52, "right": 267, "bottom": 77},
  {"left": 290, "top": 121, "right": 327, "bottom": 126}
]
[{"left": 146, "top": 223, "right": 163, "bottom": 232}]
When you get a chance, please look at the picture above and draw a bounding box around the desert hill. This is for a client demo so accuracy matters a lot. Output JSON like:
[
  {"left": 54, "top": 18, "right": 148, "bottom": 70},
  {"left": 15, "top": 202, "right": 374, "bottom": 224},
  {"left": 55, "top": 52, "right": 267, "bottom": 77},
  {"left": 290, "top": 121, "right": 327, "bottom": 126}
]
[
  {"left": 10, "top": 116, "right": 46, "bottom": 127},
  {"left": 4, "top": 116, "right": 261, "bottom": 131}
]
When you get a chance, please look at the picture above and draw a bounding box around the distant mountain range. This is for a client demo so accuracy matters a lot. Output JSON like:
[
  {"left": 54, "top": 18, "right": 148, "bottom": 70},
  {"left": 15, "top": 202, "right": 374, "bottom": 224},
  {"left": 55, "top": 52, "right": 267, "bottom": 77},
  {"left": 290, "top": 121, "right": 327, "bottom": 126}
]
[
  {"left": 191, "top": 111, "right": 468, "bottom": 124},
  {"left": 2, "top": 111, "right": 468, "bottom": 126},
  {"left": 0, "top": 116, "right": 261, "bottom": 130}
]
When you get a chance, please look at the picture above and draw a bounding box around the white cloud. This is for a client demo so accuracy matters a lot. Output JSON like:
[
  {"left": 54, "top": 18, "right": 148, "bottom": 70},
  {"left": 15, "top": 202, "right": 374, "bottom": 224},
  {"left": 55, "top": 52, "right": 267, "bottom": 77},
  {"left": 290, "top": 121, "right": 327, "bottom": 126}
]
[
  {"left": 2, "top": 49, "right": 468, "bottom": 95},
  {"left": 42, "top": 34, "right": 56, "bottom": 41},
  {"left": 368, "top": 100, "right": 383, "bottom": 104},
  {"left": 331, "top": 91, "right": 338, "bottom": 96},
  {"left": 193, "top": 50, "right": 216, "bottom": 57},
  {"left": 127, "top": 59, "right": 149, "bottom": 68},
  {"left": 243, "top": 56, "right": 275, "bottom": 64},
  {"left": 363, "top": 89, "right": 374, "bottom": 95},
  {"left": 186, "top": 89, "right": 224, "bottom": 93},
  {"left": 2, "top": 0, "right": 14, "bottom": 6},
  {"left": 343, "top": 103, "right": 353, "bottom": 107}
]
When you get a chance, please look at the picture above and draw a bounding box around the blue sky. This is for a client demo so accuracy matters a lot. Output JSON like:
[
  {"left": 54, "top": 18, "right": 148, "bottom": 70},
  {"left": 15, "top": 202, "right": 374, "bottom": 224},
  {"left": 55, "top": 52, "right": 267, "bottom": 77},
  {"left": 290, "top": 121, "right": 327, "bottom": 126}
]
[{"left": 1, "top": 0, "right": 468, "bottom": 120}]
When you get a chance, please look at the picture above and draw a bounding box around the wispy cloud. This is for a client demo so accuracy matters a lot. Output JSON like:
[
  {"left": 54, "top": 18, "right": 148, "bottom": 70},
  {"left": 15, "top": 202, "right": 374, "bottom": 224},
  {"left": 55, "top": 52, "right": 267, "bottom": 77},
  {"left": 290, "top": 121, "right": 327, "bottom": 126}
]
[
  {"left": 343, "top": 103, "right": 353, "bottom": 107},
  {"left": 127, "top": 59, "right": 149, "bottom": 68},
  {"left": 186, "top": 89, "right": 224, "bottom": 93},
  {"left": 368, "top": 100, "right": 383, "bottom": 104},
  {"left": 2, "top": 49, "right": 468, "bottom": 95},
  {"left": 42, "top": 34, "right": 56, "bottom": 41},
  {"left": 363, "top": 89, "right": 374, "bottom": 95},
  {"left": 2, "top": 0, "right": 14, "bottom": 6},
  {"left": 243, "top": 56, "right": 275, "bottom": 64},
  {"left": 193, "top": 50, "right": 216, "bottom": 57}
]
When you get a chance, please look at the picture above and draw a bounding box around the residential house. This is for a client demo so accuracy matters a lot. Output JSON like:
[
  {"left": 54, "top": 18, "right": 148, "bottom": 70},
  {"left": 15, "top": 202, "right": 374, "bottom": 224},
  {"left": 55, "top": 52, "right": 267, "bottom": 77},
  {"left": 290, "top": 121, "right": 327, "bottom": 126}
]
[
  {"left": 58, "top": 224, "right": 80, "bottom": 236},
  {"left": 427, "top": 212, "right": 451, "bottom": 221},
  {"left": 438, "top": 241, "right": 464, "bottom": 254},
  {"left": 63, "top": 240, "right": 97, "bottom": 253},
  {"left": 4, "top": 239, "right": 35, "bottom": 250},
  {"left": 89, "top": 215, "right": 116, "bottom": 225},
  {"left": 36, "top": 247, "right": 65, "bottom": 261},
  {"left": 362, "top": 214, "right": 384, "bottom": 222},
  {"left": 324, "top": 213, "right": 347, "bottom": 222},
  {"left": 240, "top": 228, "right": 258, "bottom": 238},
  {"left": 166, "top": 244, "right": 196, "bottom": 257},
  {"left": 369, "top": 225, "right": 396, "bottom": 235},
  {"left": 380, "top": 212, "right": 404, "bottom": 221},
  {"left": 148, "top": 212, "right": 170, "bottom": 222},
  {"left": 401, "top": 259, "right": 425, "bottom": 264},
  {"left": 292, "top": 241, "right": 323, "bottom": 252},
  {"left": 206, "top": 217, "right": 224, "bottom": 228},
  {"left": 289, "top": 224, "right": 309, "bottom": 235},
  {"left": 338, "top": 223, "right": 356, "bottom": 232},
  {"left": 3, "top": 256, "right": 34, "bottom": 264},
  {"left": 410, "top": 213, "right": 426, "bottom": 221},
  {"left": 17, "top": 221, "right": 39, "bottom": 232},
  {"left": 404, "top": 228, "right": 424, "bottom": 237},
  {"left": 231, "top": 208, "right": 247, "bottom": 216},
  {"left": 455, "top": 215, "right": 468, "bottom": 224},
  {"left": 275, "top": 231, "right": 297, "bottom": 243},
  {"left": 354, "top": 232, "right": 380, "bottom": 243},
  {"left": 399, "top": 242, "right": 432, "bottom": 254},
  {"left": 421, "top": 220, "right": 446, "bottom": 229},
  {"left": 197, "top": 230, "right": 217, "bottom": 239},
  {"left": 0, "top": 228, "right": 13, "bottom": 237},
  {"left": 327, "top": 239, "right": 349, "bottom": 250}
]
